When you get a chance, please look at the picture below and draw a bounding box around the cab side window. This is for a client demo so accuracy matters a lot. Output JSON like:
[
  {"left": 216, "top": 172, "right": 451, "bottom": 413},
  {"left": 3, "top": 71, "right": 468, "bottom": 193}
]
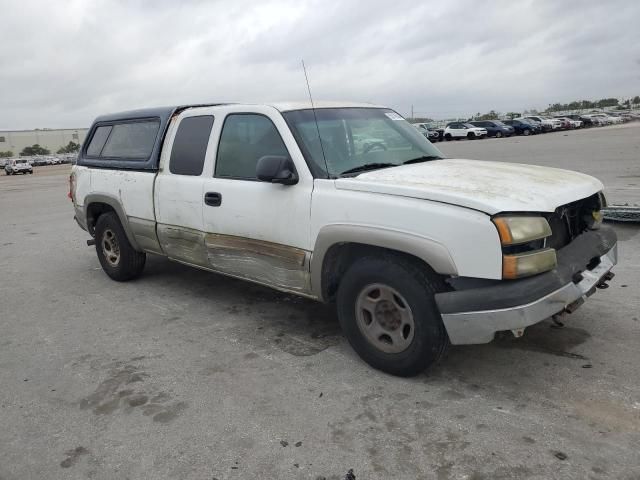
[
  {"left": 215, "top": 114, "right": 289, "bottom": 180},
  {"left": 169, "top": 116, "right": 214, "bottom": 176}
]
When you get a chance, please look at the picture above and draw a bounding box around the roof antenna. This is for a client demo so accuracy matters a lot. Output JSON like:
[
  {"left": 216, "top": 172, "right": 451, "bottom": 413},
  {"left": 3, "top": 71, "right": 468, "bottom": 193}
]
[{"left": 301, "top": 60, "right": 329, "bottom": 176}]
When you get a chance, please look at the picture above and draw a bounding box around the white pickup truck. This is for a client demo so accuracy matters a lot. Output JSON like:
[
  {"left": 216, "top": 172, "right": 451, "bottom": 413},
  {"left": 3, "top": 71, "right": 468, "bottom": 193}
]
[{"left": 70, "top": 102, "right": 617, "bottom": 376}]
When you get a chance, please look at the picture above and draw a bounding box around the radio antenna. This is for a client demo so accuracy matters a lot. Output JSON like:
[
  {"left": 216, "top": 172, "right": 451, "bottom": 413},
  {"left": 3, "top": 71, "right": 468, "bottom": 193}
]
[{"left": 301, "top": 60, "right": 329, "bottom": 175}]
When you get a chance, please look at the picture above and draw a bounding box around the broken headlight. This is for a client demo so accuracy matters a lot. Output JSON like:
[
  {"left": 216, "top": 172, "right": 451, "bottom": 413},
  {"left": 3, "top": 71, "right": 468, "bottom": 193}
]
[{"left": 492, "top": 216, "right": 552, "bottom": 246}]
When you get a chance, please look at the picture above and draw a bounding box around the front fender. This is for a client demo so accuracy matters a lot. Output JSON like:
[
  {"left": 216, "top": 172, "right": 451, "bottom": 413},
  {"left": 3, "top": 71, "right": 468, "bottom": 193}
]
[{"left": 310, "top": 224, "right": 458, "bottom": 299}]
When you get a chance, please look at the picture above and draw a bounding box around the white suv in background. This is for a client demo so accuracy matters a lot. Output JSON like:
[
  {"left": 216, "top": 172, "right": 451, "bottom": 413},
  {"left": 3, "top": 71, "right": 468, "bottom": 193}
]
[
  {"left": 4, "top": 159, "right": 33, "bottom": 175},
  {"left": 443, "top": 122, "right": 487, "bottom": 140}
]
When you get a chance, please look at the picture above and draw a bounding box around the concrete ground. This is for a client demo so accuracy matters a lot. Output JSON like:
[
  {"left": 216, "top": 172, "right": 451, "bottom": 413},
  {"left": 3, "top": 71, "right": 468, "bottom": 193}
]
[
  {"left": 438, "top": 122, "right": 640, "bottom": 206},
  {"left": 0, "top": 125, "right": 639, "bottom": 480}
]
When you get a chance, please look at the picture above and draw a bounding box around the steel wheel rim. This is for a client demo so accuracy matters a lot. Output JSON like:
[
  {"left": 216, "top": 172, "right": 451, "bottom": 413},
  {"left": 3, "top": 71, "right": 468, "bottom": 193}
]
[
  {"left": 355, "top": 283, "right": 415, "bottom": 354},
  {"left": 101, "top": 229, "right": 121, "bottom": 267}
]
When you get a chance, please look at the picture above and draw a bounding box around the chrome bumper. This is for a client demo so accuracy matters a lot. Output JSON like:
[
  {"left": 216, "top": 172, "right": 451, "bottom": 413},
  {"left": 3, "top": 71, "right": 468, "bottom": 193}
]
[{"left": 441, "top": 245, "right": 617, "bottom": 345}]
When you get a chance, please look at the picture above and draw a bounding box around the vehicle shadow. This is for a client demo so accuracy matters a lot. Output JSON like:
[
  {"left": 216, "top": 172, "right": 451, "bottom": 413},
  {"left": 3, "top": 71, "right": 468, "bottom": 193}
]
[{"left": 140, "top": 254, "right": 594, "bottom": 384}]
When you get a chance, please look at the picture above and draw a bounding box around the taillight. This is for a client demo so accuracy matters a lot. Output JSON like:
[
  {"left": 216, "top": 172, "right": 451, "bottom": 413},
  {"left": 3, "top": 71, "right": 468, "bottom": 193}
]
[{"left": 68, "top": 173, "right": 76, "bottom": 202}]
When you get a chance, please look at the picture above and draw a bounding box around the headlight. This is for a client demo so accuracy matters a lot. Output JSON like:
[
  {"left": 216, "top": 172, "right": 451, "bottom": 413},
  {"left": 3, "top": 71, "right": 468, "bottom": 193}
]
[
  {"left": 492, "top": 216, "right": 552, "bottom": 245},
  {"left": 502, "top": 249, "right": 557, "bottom": 279},
  {"left": 493, "top": 216, "right": 556, "bottom": 279}
]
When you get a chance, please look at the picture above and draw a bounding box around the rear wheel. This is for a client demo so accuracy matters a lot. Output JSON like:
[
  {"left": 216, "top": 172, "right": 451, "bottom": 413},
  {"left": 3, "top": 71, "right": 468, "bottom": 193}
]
[
  {"left": 523, "top": 129, "right": 531, "bottom": 136},
  {"left": 495, "top": 131, "right": 503, "bottom": 138},
  {"left": 94, "top": 212, "right": 146, "bottom": 281},
  {"left": 336, "top": 255, "right": 449, "bottom": 377}
]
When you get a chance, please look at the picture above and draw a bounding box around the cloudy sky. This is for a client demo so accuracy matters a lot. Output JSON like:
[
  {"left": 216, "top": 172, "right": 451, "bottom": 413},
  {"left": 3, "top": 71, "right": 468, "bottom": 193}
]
[{"left": 1, "top": 0, "right": 639, "bottom": 129}]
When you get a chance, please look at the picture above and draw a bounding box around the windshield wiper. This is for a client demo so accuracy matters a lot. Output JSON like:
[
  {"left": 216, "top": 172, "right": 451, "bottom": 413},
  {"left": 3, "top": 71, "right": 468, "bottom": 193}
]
[
  {"left": 340, "top": 163, "right": 396, "bottom": 176},
  {"left": 402, "top": 155, "right": 443, "bottom": 165}
]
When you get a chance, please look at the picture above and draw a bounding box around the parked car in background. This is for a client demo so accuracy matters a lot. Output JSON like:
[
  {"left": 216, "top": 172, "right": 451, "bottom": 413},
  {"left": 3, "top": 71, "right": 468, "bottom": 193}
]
[
  {"left": 582, "top": 114, "right": 606, "bottom": 126},
  {"left": 444, "top": 122, "right": 487, "bottom": 140},
  {"left": 4, "top": 159, "right": 33, "bottom": 175},
  {"left": 469, "top": 120, "right": 514, "bottom": 138},
  {"left": 589, "top": 114, "right": 621, "bottom": 125},
  {"left": 412, "top": 123, "right": 441, "bottom": 142},
  {"left": 521, "top": 116, "right": 550, "bottom": 132},
  {"left": 31, "top": 157, "right": 48, "bottom": 167},
  {"left": 566, "top": 114, "right": 593, "bottom": 127},
  {"left": 553, "top": 117, "right": 575, "bottom": 129},
  {"left": 503, "top": 119, "right": 536, "bottom": 136},
  {"left": 605, "top": 113, "right": 627, "bottom": 123},
  {"left": 522, "top": 116, "right": 559, "bottom": 132}
]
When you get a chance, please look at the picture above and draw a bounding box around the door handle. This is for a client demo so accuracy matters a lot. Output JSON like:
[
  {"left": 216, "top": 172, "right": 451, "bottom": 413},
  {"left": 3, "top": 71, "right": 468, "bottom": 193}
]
[{"left": 204, "top": 192, "right": 222, "bottom": 207}]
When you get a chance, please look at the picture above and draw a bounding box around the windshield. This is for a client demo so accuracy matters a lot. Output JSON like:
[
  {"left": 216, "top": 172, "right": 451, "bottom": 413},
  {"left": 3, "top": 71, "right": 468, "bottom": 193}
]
[{"left": 283, "top": 108, "right": 444, "bottom": 177}]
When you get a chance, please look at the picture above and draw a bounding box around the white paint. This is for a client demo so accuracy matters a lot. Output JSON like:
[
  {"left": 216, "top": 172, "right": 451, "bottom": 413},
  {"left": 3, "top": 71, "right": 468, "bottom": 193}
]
[
  {"left": 89, "top": 168, "right": 155, "bottom": 220},
  {"left": 311, "top": 179, "right": 503, "bottom": 279},
  {"left": 444, "top": 123, "right": 487, "bottom": 138},
  {"left": 197, "top": 104, "right": 314, "bottom": 251}
]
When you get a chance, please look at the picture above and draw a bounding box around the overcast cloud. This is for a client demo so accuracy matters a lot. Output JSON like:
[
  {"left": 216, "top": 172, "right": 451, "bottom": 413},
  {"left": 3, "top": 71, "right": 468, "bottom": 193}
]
[{"left": 1, "top": 0, "right": 639, "bottom": 129}]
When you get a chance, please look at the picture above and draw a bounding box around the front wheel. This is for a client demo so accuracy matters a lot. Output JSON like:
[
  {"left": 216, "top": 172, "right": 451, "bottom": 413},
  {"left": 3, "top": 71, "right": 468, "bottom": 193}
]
[
  {"left": 523, "top": 129, "right": 531, "bottom": 136},
  {"left": 444, "top": 133, "right": 452, "bottom": 141},
  {"left": 495, "top": 131, "right": 503, "bottom": 138},
  {"left": 336, "top": 255, "right": 449, "bottom": 377},
  {"left": 94, "top": 212, "right": 146, "bottom": 281},
  {"left": 467, "top": 132, "right": 475, "bottom": 140}
]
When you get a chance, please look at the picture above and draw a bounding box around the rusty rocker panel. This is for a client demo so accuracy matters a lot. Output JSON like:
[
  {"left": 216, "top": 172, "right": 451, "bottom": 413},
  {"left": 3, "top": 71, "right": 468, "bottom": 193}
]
[
  {"left": 204, "top": 233, "right": 312, "bottom": 295},
  {"left": 155, "top": 224, "right": 312, "bottom": 296}
]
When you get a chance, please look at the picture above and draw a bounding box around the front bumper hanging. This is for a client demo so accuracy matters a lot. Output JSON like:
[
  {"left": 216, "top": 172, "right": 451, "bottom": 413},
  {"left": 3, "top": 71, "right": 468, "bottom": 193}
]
[{"left": 436, "top": 228, "right": 618, "bottom": 345}]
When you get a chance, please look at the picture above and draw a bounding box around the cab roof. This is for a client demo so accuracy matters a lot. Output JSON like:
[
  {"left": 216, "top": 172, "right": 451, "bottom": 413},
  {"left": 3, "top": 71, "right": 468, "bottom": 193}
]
[{"left": 94, "top": 101, "right": 386, "bottom": 122}]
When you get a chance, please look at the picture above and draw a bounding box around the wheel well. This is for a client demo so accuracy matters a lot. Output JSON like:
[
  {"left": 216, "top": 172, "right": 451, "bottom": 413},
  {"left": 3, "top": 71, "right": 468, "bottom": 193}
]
[
  {"left": 86, "top": 202, "right": 116, "bottom": 235},
  {"left": 321, "top": 243, "right": 443, "bottom": 302}
]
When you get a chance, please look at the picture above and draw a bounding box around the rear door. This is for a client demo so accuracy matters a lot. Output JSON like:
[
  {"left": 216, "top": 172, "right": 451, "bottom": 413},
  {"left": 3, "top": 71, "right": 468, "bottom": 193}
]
[
  {"left": 200, "top": 105, "right": 314, "bottom": 295},
  {"left": 154, "top": 112, "right": 216, "bottom": 265}
]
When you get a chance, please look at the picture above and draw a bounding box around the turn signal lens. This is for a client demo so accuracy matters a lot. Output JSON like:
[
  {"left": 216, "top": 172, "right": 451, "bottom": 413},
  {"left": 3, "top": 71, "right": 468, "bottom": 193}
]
[
  {"left": 503, "top": 249, "right": 557, "bottom": 279},
  {"left": 493, "top": 216, "right": 552, "bottom": 246}
]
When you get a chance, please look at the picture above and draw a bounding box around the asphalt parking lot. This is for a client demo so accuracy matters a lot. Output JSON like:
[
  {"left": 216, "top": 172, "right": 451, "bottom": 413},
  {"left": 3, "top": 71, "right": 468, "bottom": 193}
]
[
  {"left": 438, "top": 122, "right": 640, "bottom": 206},
  {"left": 1, "top": 126, "right": 639, "bottom": 479}
]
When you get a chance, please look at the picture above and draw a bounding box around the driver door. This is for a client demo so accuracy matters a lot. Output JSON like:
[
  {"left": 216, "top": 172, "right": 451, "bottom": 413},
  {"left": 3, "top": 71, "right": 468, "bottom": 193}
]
[{"left": 201, "top": 106, "right": 314, "bottom": 295}]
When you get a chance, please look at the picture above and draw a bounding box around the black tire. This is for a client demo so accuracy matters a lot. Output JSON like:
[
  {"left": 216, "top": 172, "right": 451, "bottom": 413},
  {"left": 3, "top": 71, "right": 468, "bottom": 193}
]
[
  {"left": 444, "top": 133, "right": 452, "bottom": 141},
  {"left": 495, "top": 131, "right": 503, "bottom": 138},
  {"left": 94, "top": 212, "right": 146, "bottom": 281},
  {"left": 336, "top": 255, "right": 449, "bottom": 377},
  {"left": 467, "top": 132, "right": 475, "bottom": 140},
  {"left": 523, "top": 129, "right": 531, "bottom": 136}
]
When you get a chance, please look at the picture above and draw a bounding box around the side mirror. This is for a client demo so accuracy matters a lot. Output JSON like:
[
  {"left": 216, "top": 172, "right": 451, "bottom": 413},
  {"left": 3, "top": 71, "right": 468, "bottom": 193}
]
[{"left": 256, "top": 155, "right": 298, "bottom": 185}]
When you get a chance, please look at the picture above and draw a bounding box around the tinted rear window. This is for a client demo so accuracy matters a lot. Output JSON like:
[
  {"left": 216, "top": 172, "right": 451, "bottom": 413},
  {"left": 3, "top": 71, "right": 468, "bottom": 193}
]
[
  {"left": 99, "top": 120, "right": 160, "bottom": 159},
  {"left": 169, "top": 116, "right": 214, "bottom": 176},
  {"left": 86, "top": 125, "right": 112, "bottom": 156}
]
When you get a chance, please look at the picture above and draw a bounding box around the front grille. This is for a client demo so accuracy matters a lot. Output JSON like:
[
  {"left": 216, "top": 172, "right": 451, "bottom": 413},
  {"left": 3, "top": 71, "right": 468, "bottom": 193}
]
[{"left": 546, "top": 193, "right": 601, "bottom": 249}]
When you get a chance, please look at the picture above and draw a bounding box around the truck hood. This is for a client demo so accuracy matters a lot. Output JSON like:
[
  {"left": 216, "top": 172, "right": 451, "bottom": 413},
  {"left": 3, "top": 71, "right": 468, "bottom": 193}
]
[{"left": 334, "top": 159, "right": 603, "bottom": 214}]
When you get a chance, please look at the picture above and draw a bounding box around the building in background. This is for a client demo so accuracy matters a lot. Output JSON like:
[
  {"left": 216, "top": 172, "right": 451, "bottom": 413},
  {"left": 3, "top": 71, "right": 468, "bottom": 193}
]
[{"left": 0, "top": 128, "right": 88, "bottom": 155}]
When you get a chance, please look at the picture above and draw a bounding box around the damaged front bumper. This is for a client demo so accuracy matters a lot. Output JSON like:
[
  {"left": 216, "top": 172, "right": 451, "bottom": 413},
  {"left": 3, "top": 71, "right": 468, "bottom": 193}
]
[{"left": 435, "top": 228, "right": 618, "bottom": 345}]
